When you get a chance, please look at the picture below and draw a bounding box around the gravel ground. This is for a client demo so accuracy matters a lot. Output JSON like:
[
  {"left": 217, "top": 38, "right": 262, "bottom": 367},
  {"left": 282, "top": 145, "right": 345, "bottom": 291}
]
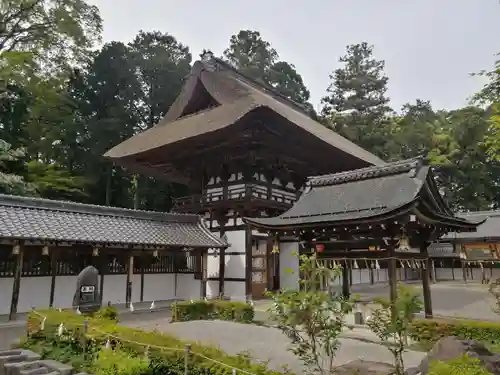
[{"left": 125, "top": 318, "right": 426, "bottom": 373}]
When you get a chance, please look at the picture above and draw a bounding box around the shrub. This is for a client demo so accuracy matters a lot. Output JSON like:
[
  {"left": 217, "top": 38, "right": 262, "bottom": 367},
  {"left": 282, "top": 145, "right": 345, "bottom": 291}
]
[
  {"left": 409, "top": 318, "right": 500, "bottom": 346},
  {"left": 91, "top": 348, "right": 150, "bottom": 375},
  {"left": 171, "top": 299, "right": 254, "bottom": 323},
  {"left": 94, "top": 306, "right": 119, "bottom": 322},
  {"left": 427, "top": 355, "right": 493, "bottom": 375},
  {"left": 26, "top": 309, "right": 280, "bottom": 375}
]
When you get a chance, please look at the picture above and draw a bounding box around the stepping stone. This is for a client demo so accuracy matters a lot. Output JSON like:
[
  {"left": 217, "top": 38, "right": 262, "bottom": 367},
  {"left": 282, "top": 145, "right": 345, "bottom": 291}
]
[{"left": 38, "top": 360, "right": 72, "bottom": 375}]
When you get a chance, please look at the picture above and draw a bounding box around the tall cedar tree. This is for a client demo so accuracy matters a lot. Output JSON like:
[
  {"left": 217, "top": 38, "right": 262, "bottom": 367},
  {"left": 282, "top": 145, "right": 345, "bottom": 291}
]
[{"left": 321, "top": 42, "right": 392, "bottom": 158}]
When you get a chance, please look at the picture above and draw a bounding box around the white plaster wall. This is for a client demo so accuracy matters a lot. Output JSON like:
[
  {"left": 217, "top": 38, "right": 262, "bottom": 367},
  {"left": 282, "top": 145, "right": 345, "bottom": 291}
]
[
  {"left": 19, "top": 276, "right": 51, "bottom": 312},
  {"left": 143, "top": 274, "right": 175, "bottom": 302},
  {"left": 225, "top": 231, "right": 246, "bottom": 279},
  {"left": 225, "top": 281, "right": 246, "bottom": 301},
  {"left": 435, "top": 268, "right": 462, "bottom": 280},
  {"left": 53, "top": 275, "right": 79, "bottom": 309},
  {"left": 206, "top": 280, "right": 219, "bottom": 298},
  {"left": 0, "top": 278, "right": 13, "bottom": 315},
  {"left": 175, "top": 274, "right": 201, "bottom": 300},
  {"left": 102, "top": 275, "right": 127, "bottom": 305},
  {"left": 131, "top": 274, "right": 141, "bottom": 302},
  {"left": 280, "top": 242, "right": 300, "bottom": 291}
]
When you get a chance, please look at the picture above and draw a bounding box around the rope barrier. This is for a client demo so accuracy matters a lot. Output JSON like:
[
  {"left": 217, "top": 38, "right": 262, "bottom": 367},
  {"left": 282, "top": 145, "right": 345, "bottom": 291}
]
[{"left": 29, "top": 309, "right": 261, "bottom": 375}]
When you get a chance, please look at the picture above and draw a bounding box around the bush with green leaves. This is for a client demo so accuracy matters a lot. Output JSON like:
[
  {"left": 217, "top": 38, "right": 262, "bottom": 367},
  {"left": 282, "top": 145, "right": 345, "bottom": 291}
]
[
  {"left": 171, "top": 299, "right": 254, "bottom": 323},
  {"left": 367, "top": 283, "right": 423, "bottom": 375},
  {"left": 266, "top": 252, "right": 355, "bottom": 375},
  {"left": 25, "top": 309, "right": 280, "bottom": 375},
  {"left": 427, "top": 355, "right": 493, "bottom": 375},
  {"left": 93, "top": 306, "right": 119, "bottom": 322},
  {"left": 91, "top": 348, "right": 150, "bottom": 375}
]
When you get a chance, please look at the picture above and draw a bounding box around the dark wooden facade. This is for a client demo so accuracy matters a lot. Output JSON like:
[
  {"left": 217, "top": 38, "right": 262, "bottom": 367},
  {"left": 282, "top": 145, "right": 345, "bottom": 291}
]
[
  {"left": 105, "top": 55, "right": 385, "bottom": 299},
  {"left": 244, "top": 158, "right": 484, "bottom": 317}
]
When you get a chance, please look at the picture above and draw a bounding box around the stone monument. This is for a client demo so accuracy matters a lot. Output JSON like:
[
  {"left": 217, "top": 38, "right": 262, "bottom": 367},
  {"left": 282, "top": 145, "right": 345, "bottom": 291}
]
[{"left": 73, "top": 266, "right": 101, "bottom": 314}]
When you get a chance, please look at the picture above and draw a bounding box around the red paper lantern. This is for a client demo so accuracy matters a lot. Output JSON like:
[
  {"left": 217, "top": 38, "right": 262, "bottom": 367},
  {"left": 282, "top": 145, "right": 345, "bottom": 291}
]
[{"left": 315, "top": 243, "right": 325, "bottom": 252}]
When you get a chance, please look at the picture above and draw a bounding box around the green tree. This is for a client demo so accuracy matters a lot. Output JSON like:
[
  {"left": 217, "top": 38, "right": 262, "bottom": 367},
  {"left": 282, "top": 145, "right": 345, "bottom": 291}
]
[
  {"left": 0, "top": 0, "right": 102, "bottom": 72},
  {"left": 367, "top": 284, "right": 423, "bottom": 375},
  {"left": 0, "top": 139, "right": 36, "bottom": 195},
  {"left": 223, "top": 30, "right": 313, "bottom": 109},
  {"left": 321, "top": 42, "right": 392, "bottom": 157},
  {"left": 266, "top": 253, "right": 354, "bottom": 375}
]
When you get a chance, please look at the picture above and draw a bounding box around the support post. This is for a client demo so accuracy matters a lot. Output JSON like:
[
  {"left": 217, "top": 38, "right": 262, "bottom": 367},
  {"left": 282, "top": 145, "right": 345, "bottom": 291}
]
[
  {"left": 49, "top": 247, "right": 57, "bottom": 308},
  {"left": 341, "top": 262, "right": 350, "bottom": 299},
  {"left": 9, "top": 243, "right": 24, "bottom": 321},
  {"left": 431, "top": 260, "right": 437, "bottom": 283},
  {"left": 451, "top": 259, "right": 455, "bottom": 280},
  {"left": 140, "top": 251, "right": 145, "bottom": 302},
  {"left": 125, "top": 253, "right": 133, "bottom": 307},
  {"left": 387, "top": 247, "right": 397, "bottom": 309},
  {"left": 99, "top": 249, "right": 106, "bottom": 306},
  {"left": 273, "top": 233, "right": 280, "bottom": 291},
  {"left": 219, "top": 244, "right": 225, "bottom": 298},
  {"left": 200, "top": 249, "right": 207, "bottom": 299},
  {"left": 420, "top": 242, "right": 433, "bottom": 319}
]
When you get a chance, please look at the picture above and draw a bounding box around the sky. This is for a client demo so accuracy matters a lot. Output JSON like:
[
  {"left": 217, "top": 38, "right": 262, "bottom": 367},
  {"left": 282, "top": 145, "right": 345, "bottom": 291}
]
[{"left": 88, "top": 0, "right": 499, "bottom": 113}]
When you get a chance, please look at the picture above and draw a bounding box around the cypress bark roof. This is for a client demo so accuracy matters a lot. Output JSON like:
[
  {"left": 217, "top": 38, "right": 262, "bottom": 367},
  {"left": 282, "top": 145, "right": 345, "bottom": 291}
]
[
  {"left": 243, "top": 158, "right": 483, "bottom": 231},
  {"left": 104, "top": 57, "right": 384, "bottom": 167},
  {"left": 0, "top": 194, "right": 226, "bottom": 248}
]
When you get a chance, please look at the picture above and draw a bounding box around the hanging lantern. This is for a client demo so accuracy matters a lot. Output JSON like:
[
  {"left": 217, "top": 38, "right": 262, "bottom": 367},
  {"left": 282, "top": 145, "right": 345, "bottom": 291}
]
[
  {"left": 315, "top": 243, "right": 325, "bottom": 252},
  {"left": 272, "top": 243, "right": 280, "bottom": 254},
  {"left": 42, "top": 245, "right": 49, "bottom": 256},
  {"left": 368, "top": 245, "right": 377, "bottom": 251},
  {"left": 152, "top": 249, "right": 159, "bottom": 257},
  {"left": 92, "top": 248, "right": 99, "bottom": 257},
  {"left": 398, "top": 233, "right": 411, "bottom": 251},
  {"left": 12, "top": 244, "right": 20, "bottom": 255}
]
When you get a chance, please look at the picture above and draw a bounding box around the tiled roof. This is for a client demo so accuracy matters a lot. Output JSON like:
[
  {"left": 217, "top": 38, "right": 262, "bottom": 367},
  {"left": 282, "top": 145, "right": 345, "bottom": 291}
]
[
  {"left": 443, "top": 210, "right": 500, "bottom": 241},
  {"left": 244, "top": 158, "right": 482, "bottom": 230},
  {"left": 0, "top": 194, "right": 226, "bottom": 248}
]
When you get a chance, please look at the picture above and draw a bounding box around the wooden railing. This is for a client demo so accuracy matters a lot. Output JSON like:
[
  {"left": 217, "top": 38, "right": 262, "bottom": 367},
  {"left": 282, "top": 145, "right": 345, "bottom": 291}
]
[{"left": 172, "top": 183, "right": 297, "bottom": 210}]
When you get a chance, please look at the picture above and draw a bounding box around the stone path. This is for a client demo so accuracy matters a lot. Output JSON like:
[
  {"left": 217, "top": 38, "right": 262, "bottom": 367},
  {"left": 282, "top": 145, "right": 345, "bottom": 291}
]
[{"left": 125, "top": 318, "right": 426, "bottom": 373}]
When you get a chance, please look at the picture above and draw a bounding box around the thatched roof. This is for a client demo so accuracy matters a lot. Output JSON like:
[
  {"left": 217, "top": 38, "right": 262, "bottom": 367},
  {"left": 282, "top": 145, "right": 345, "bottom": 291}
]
[{"left": 105, "top": 57, "right": 384, "bottom": 167}]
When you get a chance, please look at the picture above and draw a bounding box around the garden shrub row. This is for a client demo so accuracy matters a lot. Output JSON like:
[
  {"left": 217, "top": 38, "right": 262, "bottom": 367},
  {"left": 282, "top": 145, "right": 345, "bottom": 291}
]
[
  {"left": 171, "top": 299, "right": 254, "bottom": 323},
  {"left": 24, "top": 309, "right": 275, "bottom": 375},
  {"left": 409, "top": 317, "right": 500, "bottom": 347}
]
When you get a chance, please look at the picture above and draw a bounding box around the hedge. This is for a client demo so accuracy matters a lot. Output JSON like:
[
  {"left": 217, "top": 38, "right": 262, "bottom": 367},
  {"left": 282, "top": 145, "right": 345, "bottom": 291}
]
[
  {"left": 409, "top": 318, "right": 500, "bottom": 346},
  {"left": 171, "top": 299, "right": 254, "bottom": 323},
  {"left": 25, "top": 309, "right": 278, "bottom": 375}
]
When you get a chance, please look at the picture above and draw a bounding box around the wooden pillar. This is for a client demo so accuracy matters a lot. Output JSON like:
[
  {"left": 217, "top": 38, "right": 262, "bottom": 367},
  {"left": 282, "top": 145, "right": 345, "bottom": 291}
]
[
  {"left": 431, "top": 260, "right": 437, "bottom": 283},
  {"left": 273, "top": 233, "right": 280, "bottom": 291},
  {"left": 9, "top": 243, "right": 24, "bottom": 321},
  {"left": 125, "top": 252, "right": 133, "bottom": 307},
  {"left": 140, "top": 251, "right": 145, "bottom": 302},
  {"left": 341, "top": 262, "right": 350, "bottom": 299},
  {"left": 200, "top": 249, "right": 207, "bottom": 299},
  {"left": 99, "top": 249, "right": 106, "bottom": 306},
  {"left": 451, "top": 259, "right": 455, "bottom": 280},
  {"left": 49, "top": 247, "right": 57, "bottom": 308},
  {"left": 420, "top": 242, "right": 433, "bottom": 318},
  {"left": 219, "top": 245, "right": 225, "bottom": 297},
  {"left": 387, "top": 246, "right": 397, "bottom": 308},
  {"left": 245, "top": 224, "right": 253, "bottom": 300}
]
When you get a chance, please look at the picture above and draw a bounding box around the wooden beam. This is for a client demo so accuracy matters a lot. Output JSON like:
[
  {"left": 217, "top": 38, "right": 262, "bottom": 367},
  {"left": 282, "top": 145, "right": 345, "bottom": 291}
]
[
  {"left": 387, "top": 243, "right": 398, "bottom": 320},
  {"left": 420, "top": 242, "right": 433, "bottom": 318},
  {"left": 140, "top": 251, "right": 145, "bottom": 302},
  {"left": 9, "top": 243, "right": 23, "bottom": 321},
  {"left": 125, "top": 253, "right": 133, "bottom": 307},
  {"left": 49, "top": 247, "right": 57, "bottom": 308},
  {"left": 99, "top": 249, "right": 106, "bottom": 306}
]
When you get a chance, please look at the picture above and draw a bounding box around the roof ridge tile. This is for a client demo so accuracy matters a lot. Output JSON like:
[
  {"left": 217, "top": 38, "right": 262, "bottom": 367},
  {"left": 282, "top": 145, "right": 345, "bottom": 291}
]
[
  {"left": 307, "top": 157, "right": 423, "bottom": 187},
  {"left": 0, "top": 194, "right": 199, "bottom": 223}
]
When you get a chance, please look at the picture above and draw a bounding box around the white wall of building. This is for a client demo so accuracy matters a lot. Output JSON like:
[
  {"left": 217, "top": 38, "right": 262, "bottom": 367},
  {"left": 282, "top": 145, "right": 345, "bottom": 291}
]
[
  {"left": 224, "top": 230, "right": 246, "bottom": 300},
  {"left": 0, "top": 271, "right": 201, "bottom": 316}
]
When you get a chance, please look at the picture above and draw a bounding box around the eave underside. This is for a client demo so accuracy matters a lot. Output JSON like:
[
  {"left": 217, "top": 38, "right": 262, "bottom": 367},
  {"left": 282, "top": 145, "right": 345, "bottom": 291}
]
[{"left": 110, "top": 107, "right": 373, "bottom": 185}]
